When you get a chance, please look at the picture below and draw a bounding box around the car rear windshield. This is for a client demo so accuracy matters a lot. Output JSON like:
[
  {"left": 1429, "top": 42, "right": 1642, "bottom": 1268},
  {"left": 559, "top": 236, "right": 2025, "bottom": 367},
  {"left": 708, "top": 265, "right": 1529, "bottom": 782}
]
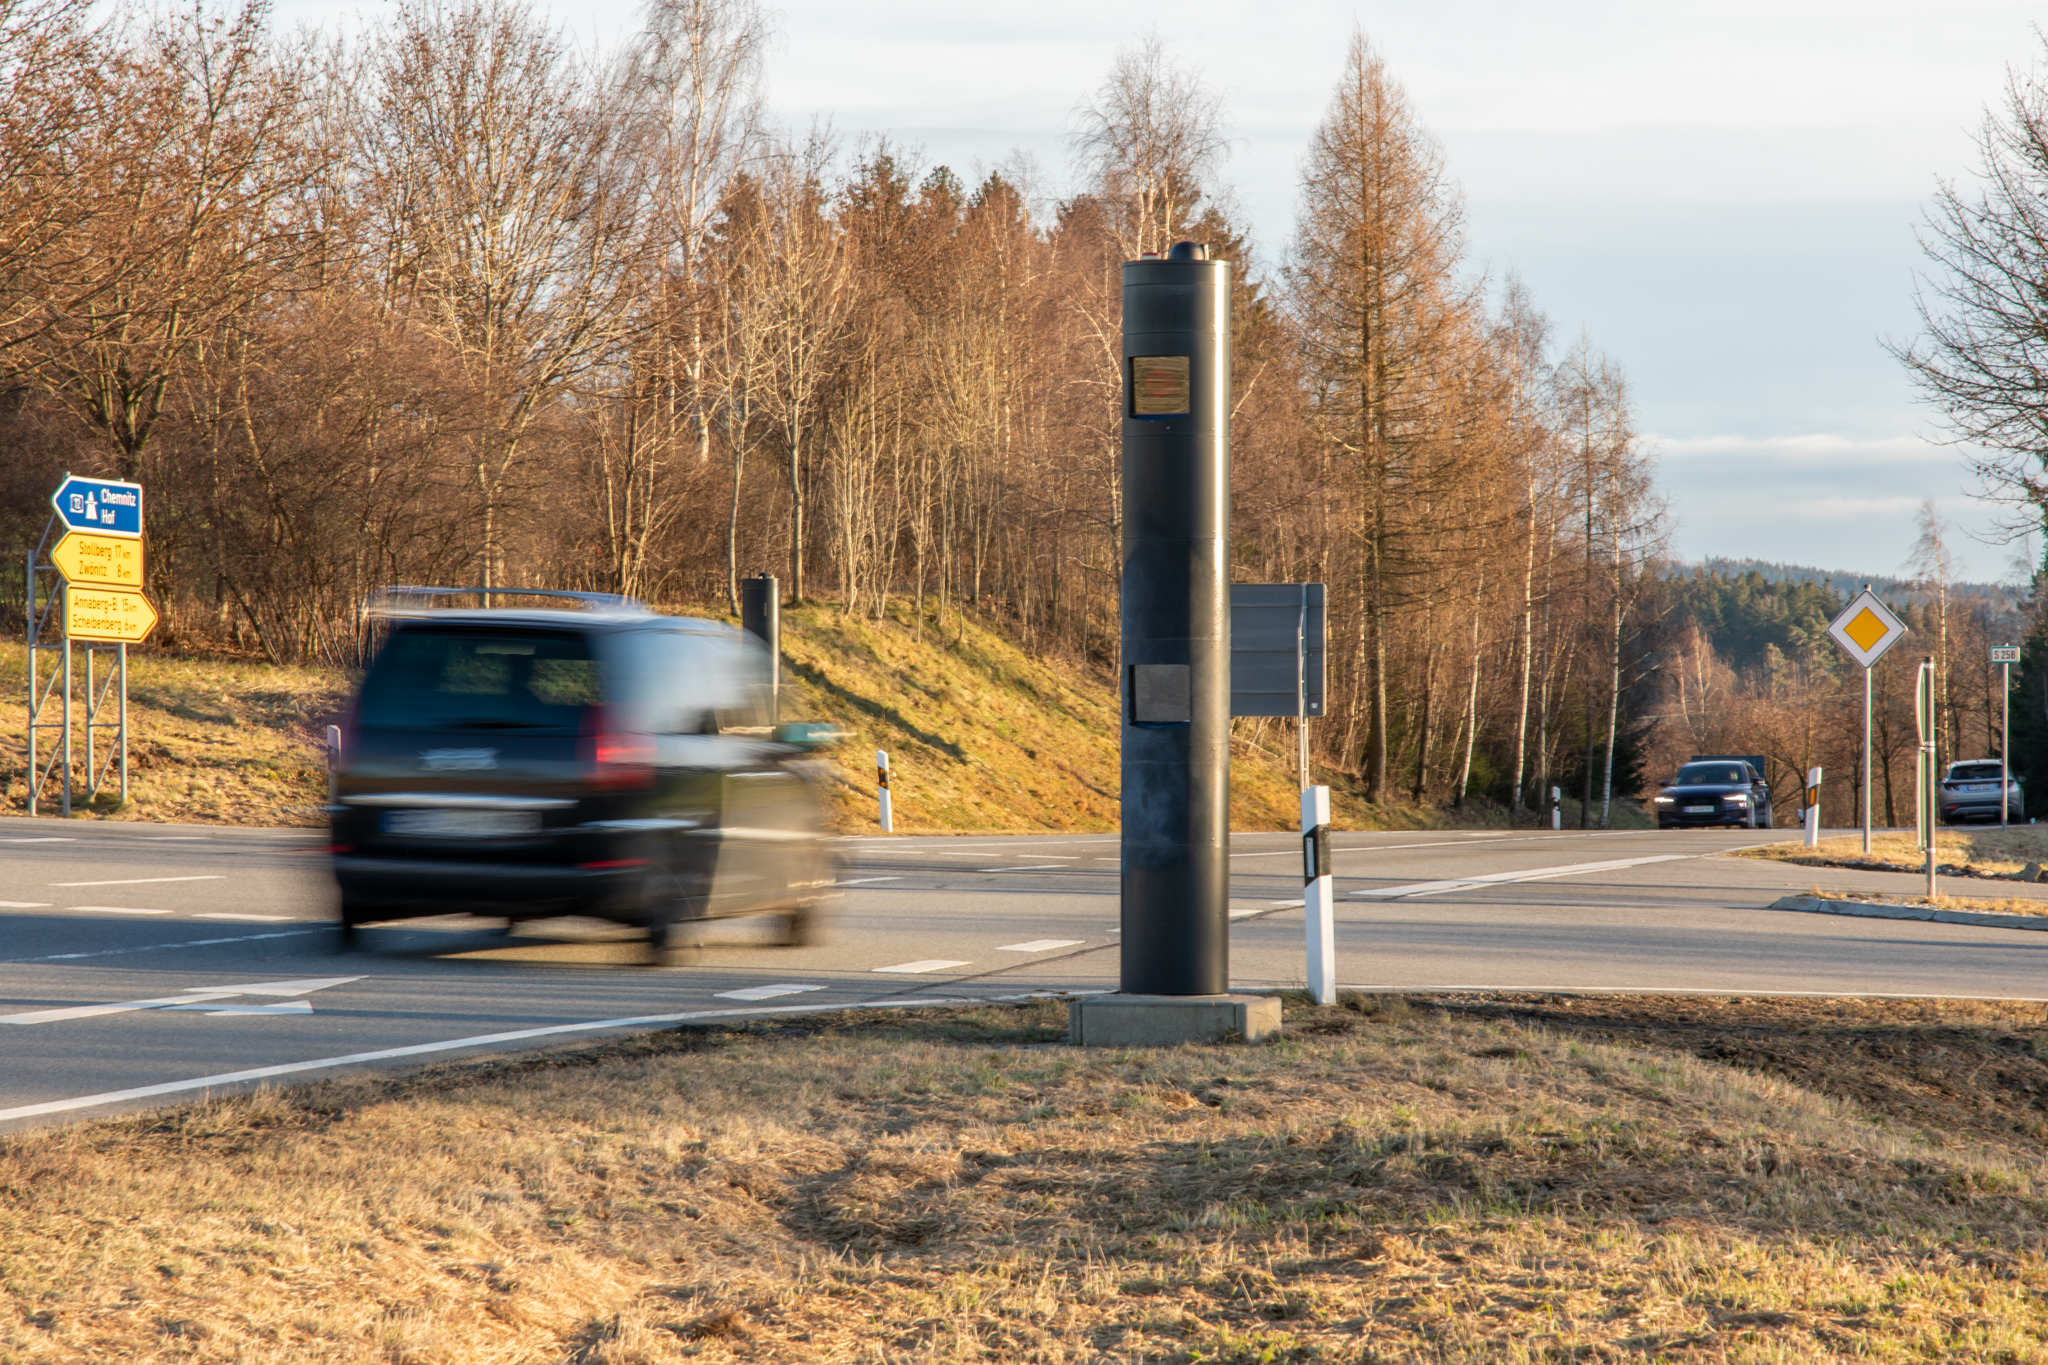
[
  {"left": 1674, "top": 764, "right": 1747, "bottom": 785},
  {"left": 1950, "top": 764, "right": 2006, "bottom": 781},
  {"left": 357, "top": 628, "right": 602, "bottom": 732}
]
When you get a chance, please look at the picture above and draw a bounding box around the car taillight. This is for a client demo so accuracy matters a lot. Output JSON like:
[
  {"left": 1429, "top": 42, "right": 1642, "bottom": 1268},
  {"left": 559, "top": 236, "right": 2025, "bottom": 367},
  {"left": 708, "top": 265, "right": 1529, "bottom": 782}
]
[{"left": 582, "top": 706, "right": 654, "bottom": 789}]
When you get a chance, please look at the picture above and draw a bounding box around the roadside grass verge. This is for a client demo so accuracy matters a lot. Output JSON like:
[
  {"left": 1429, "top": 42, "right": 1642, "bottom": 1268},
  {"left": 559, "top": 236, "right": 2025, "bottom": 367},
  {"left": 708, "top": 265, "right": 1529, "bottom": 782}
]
[
  {"left": 4, "top": 994, "right": 2046, "bottom": 1362},
  {"left": 1786, "top": 887, "right": 2048, "bottom": 919},
  {"left": 0, "top": 641, "right": 346, "bottom": 825},
  {"left": 1738, "top": 827, "right": 2048, "bottom": 881}
]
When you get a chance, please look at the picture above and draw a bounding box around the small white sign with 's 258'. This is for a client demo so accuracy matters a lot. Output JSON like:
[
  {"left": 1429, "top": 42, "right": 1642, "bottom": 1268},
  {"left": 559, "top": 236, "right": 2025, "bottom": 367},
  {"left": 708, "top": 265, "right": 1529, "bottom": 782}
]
[{"left": 1992, "top": 646, "right": 2021, "bottom": 663}]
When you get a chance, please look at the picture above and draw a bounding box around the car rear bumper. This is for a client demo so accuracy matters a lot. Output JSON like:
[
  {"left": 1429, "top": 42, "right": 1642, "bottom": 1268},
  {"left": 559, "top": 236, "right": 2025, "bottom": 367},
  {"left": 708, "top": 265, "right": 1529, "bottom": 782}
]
[
  {"left": 1941, "top": 799, "right": 2024, "bottom": 823},
  {"left": 1657, "top": 808, "right": 1751, "bottom": 825},
  {"left": 332, "top": 855, "right": 664, "bottom": 921}
]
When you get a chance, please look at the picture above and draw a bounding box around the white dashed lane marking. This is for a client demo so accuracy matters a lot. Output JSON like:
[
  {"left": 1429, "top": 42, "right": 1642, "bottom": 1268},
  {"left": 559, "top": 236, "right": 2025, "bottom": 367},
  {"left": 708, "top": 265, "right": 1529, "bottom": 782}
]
[
  {"left": 871, "top": 960, "right": 970, "bottom": 974},
  {"left": 997, "top": 940, "right": 1084, "bottom": 953},
  {"left": 1348, "top": 855, "right": 1691, "bottom": 901},
  {"left": 195, "top": 914, "right": 292, "bottom": 922},
  {"left": 73, "top": 906, "right": 171, "bottom": 916},
  {"left": 715, "top": 984, "right": 828, "bottom": 1001},
  {"left": 976, "top": 865, "right": 1072, "bottom": 873},
  {"left": 0, "top": 902, "right": 50, "bottom": 908}
]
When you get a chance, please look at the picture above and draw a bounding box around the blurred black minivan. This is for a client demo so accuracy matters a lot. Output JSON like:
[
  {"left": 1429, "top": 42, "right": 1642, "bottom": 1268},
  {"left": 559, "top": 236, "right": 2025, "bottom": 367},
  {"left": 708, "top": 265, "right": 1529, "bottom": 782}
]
[{"left": 329, "top": 589, "right": 838, "bottom": 960}]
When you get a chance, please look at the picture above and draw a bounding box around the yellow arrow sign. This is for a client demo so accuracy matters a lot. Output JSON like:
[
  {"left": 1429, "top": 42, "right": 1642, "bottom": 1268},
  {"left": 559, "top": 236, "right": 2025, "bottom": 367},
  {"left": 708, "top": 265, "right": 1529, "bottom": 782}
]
[
  {"left": 66, "top": 586, "right": 158, "bottom": 643},
  {"left": 51, "top": 530, "right": 144, "bottom": 588}
]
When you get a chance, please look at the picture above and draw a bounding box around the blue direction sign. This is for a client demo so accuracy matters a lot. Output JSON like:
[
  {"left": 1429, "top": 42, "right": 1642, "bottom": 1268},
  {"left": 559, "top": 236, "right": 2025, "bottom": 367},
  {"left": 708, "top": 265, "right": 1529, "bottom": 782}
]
[{"left": 50, "top": 475, "right": 143, "bottom": 538}]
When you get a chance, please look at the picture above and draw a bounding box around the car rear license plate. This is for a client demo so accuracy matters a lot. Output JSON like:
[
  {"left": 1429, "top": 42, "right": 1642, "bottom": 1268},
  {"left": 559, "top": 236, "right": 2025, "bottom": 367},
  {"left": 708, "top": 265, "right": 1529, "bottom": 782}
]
[
  {"left": 1966, "top": 783, "right": 1996, "bottom": 793},
  {"left": 383, "top": 809, "right": 541, "bottom": 837},
  {"left": 1683, "top": 805, "right": 1714, "bottom": 814}
]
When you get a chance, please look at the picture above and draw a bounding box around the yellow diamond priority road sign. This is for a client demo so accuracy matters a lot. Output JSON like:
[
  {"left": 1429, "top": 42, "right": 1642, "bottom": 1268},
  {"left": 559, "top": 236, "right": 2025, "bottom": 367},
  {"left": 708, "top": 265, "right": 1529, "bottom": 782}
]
[
  {"left": 50, "top": 530, "right": 144, "bottom": 588},
  {"left": 1827, "top": 589, "right": 1907, "bottom": 669},
  {"left": 65, "top": 586, "right": 159, "bottom": 644}
]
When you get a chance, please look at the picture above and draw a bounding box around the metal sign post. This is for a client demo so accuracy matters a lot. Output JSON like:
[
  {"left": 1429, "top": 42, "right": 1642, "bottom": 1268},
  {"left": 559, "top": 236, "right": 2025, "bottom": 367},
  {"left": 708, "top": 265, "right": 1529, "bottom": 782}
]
[
  {"left": 26, "top": 474, "right": 153, "bottom": 816},
  {"left": 1993, "top": 644, "right": 2019, "bottom": 826},
  {"left": 1826, "top": 586, "right": 1908, "bottom": 853},
  {"left": 24, "top": 518, "right": 68, "bottom": 816}
]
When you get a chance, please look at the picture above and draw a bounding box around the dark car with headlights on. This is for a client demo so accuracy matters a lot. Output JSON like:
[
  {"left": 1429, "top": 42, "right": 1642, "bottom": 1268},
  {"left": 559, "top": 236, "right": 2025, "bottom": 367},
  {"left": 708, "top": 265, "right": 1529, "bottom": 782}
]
[
  {"left": 1652, "top": 757, "right": 1773, "bottom": 829},
  {"left": 1938, "top": 760, "right": 2024, "bottom": 824},
  {"left": 328, "top": 589, "right": 839, "bottom": 961}
]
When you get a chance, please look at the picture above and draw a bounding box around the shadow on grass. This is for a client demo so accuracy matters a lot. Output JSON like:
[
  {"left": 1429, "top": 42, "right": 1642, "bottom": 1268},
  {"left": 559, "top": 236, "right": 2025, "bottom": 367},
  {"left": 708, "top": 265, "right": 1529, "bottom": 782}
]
[{"left": 782, "top": 655, "right": 967, "bottom": 762}]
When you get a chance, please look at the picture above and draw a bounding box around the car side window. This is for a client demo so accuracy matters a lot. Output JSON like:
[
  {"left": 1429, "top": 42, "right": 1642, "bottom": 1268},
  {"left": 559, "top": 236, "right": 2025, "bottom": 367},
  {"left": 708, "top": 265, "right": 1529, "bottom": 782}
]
[
  {"left": 713, "top": 636, "right": 774, "bottom": 732},
  {"left": 609, "top": 630, "right": 720, "bottom": 734}
]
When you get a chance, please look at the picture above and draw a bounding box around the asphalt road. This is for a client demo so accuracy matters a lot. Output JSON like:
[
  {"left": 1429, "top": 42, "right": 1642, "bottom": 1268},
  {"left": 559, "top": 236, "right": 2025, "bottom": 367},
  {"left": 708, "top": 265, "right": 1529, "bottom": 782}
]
[{"left": 2, "top": 816, "right": 2043, "bottom": 1131}]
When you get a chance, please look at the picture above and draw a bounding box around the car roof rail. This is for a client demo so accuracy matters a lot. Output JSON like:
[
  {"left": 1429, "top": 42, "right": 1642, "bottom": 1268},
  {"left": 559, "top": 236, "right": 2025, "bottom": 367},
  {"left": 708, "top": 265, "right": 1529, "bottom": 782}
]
[{"left": 368, "top": 585, "right": 651, "bottom": 617}]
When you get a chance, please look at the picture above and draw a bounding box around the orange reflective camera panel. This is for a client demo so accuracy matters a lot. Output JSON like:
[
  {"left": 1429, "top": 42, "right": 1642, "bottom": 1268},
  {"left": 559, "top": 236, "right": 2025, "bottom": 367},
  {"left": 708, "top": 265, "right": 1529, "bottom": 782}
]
[{"left": 1130, "top": 356, "right": 1190, "bottom": 416}]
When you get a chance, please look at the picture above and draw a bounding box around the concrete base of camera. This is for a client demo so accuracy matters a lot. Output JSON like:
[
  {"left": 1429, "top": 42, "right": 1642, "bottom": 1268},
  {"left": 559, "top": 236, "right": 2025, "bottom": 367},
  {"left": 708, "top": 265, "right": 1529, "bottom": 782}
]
[{"left": 1067, "top": 993, "right": 1282, "bottom": 1047}]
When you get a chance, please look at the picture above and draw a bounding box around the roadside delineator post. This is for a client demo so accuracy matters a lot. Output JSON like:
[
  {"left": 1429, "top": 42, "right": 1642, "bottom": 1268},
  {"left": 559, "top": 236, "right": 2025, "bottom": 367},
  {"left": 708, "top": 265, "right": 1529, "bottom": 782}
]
[
  {"left": 326, "top": 725, "right": 342, "bottom": 811},
  {"left": 1549, "top": 786, "right": 1561, "bottom": 832},
  {"left": 1804, "top": 766, "right": 1822, "bottom": 847},
  {"left": 876, "top": 750, "right": 893, "bottom": 833},
  {"left": 1301, "top": 784, "right": 1334, "bottom": 1006}
]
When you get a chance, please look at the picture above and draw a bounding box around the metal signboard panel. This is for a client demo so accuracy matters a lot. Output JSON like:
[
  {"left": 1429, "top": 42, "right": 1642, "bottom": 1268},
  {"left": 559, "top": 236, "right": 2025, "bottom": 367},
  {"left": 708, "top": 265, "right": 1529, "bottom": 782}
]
[
  {"left": 51, "top": 531, "right": 144, "bottom": 588},
  {"left": 1230, "top": 583, "right": 1325, "bottom": 717},
  {"left": 1826, "top": 589, "right": 1906, "bottom": 669},
  {"left": 50, "top": 475, "right": 144, "bottom": 537},
  {"left": 65, "top": 586, "right": 159, "bottom": 643}
]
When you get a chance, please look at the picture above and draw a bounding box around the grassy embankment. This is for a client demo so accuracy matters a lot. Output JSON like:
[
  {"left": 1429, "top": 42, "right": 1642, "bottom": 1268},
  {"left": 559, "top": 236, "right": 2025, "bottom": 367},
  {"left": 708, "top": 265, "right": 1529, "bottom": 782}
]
[
  {"left": 0, "top": 603, "right": 1541, "bottom": 833},
  {"left": 2, "top": 993, "right": 2045, "bottom": 1362}
]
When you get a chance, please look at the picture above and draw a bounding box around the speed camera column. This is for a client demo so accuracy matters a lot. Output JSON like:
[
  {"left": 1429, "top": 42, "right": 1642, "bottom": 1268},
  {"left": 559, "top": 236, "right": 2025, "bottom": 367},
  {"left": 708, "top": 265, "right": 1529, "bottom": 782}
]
[{"left": 1119, "top": 241, "right": 1231, "bottom": 996}]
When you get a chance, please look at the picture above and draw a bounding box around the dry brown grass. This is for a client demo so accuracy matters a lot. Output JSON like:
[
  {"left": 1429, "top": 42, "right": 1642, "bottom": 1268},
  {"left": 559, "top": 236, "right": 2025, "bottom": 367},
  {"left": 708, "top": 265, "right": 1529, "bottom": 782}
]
[
  {"left": 1791, "top": 888, "right": 2048, "bottom": 919},
  {"left": 3, "top": 994, "right": 2046, "bottom": 1362},
  {"left": 1740, "top": 827, "right": 2048, "bottom": 881},
  {"left": 0, "top": 641, "right": 347, "bottom": 826}
]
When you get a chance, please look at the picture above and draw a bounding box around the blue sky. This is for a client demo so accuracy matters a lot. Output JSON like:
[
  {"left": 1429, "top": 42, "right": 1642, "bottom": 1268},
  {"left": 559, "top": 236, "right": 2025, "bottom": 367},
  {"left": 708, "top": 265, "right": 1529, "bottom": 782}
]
[{"left": 289, "top": 0, "right": 2048, "bottom": 581}]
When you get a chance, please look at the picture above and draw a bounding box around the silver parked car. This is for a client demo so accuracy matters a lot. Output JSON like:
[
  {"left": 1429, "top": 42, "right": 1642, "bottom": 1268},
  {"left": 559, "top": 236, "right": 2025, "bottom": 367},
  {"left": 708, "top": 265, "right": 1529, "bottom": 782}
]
[{"left": 1938, "top": 760, "right": 2025, "bottom": 824}]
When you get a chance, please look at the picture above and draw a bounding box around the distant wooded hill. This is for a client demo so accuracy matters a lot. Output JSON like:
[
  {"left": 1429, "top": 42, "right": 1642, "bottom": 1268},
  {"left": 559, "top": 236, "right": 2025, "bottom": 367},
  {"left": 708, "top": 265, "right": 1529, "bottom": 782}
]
[{"left": 1690, "top": 557, "right": 2016, "bottom": 604}]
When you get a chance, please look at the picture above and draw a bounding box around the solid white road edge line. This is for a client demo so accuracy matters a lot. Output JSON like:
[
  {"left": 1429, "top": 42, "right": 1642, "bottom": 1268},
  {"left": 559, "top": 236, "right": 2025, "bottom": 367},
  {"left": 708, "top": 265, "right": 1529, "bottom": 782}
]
[
  {"left": 2, "top": 927, "right": 330, "bottom": 964},
  {"left": 49, "top": 876, "right": 228, "bottom": 887},
  {"left": 0, "top": 990, "right": 1102, "bottom": 1123}
]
